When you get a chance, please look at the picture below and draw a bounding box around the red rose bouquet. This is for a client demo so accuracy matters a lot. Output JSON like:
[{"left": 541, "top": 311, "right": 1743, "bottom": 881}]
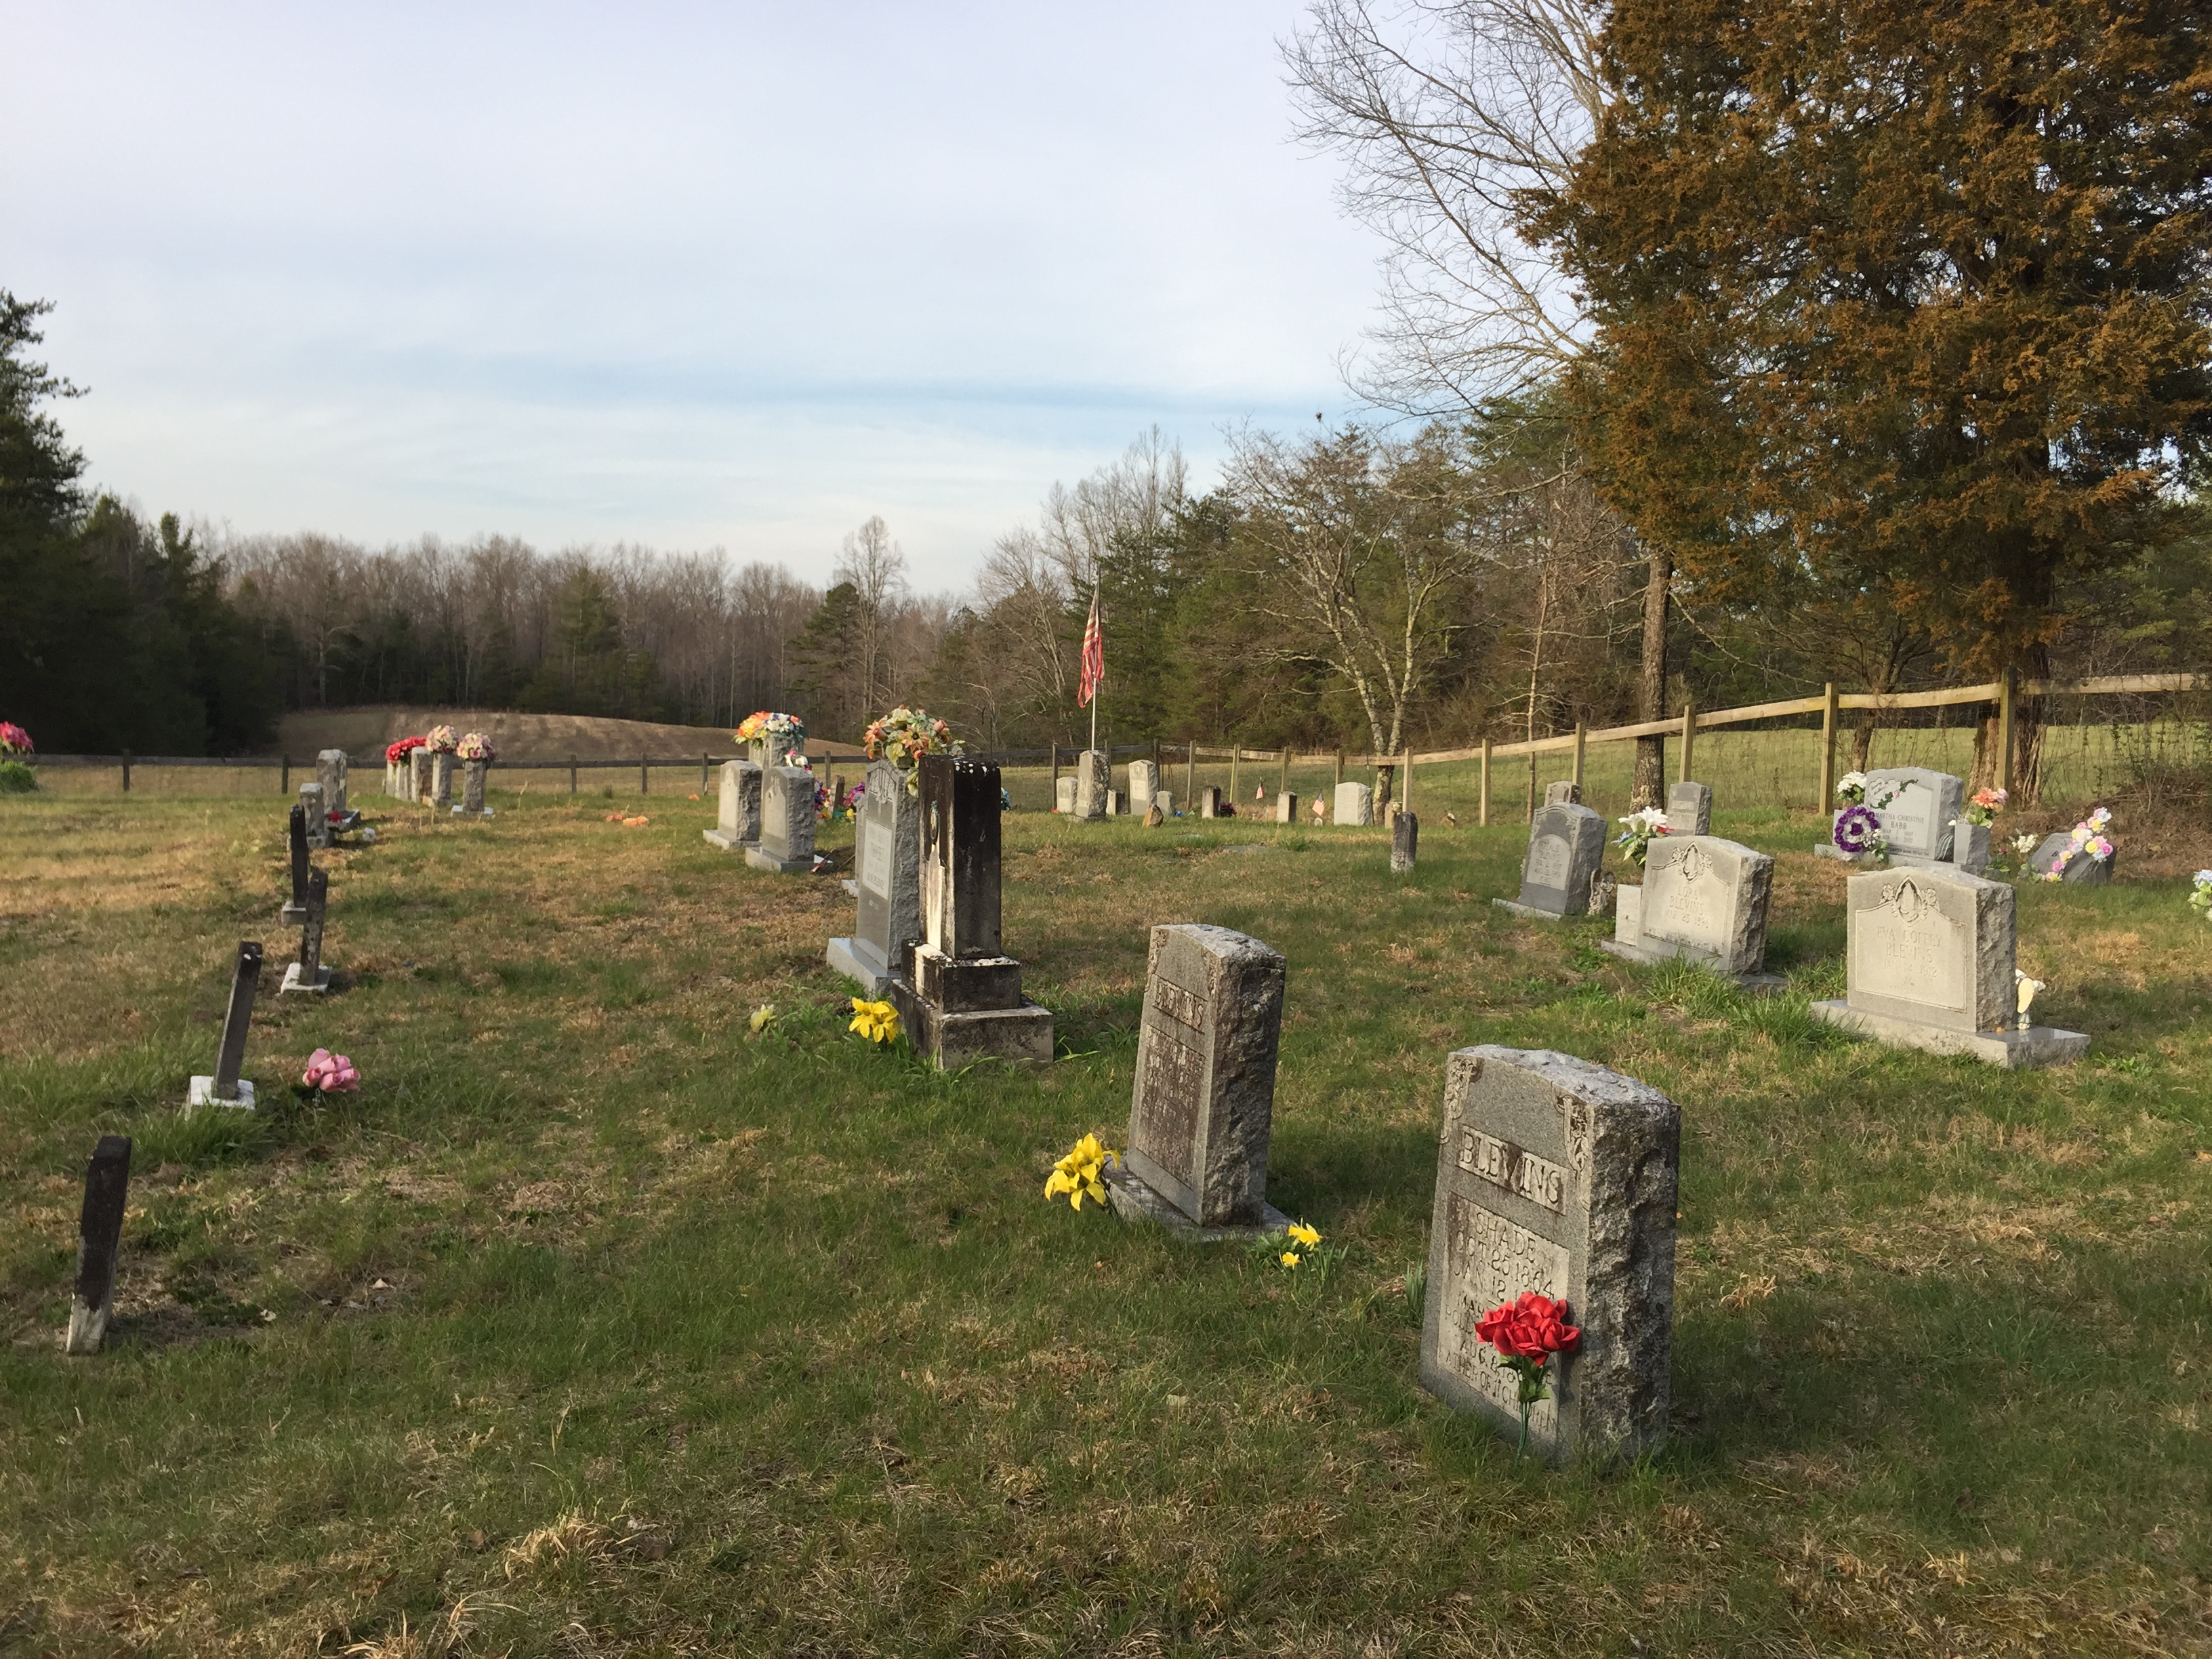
[
  {"left": 386, "top": 735, "right": 429, "bottom": 766},
  {"left": 1474, "top": 1291, "right": 1581, "bottom": 1461}
]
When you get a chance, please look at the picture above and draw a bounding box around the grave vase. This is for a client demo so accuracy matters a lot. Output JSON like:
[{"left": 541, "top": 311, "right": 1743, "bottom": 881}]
[{"left": 1951, "top": 821, "right": 1990, "bottom": 875}]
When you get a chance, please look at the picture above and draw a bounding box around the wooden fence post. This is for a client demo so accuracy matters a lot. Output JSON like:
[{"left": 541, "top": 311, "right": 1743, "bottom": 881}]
[
  {"left": 1401, "top": 746, "right": 1412, "bottom": 813},
  {"left": 1679, "top": 701, "right": 1696, "bottom": 785},
  {"left": 1572, "top": 722, "right": 1586, "bottom": 790},
  {"left": 280, "top": 754, "right": 291, "bottom": 795},
  {"left": 1229, "top": 740, "right": 1240, "bottom": 806},
  {"left": 1479, "top": 737, "right": 1491, "bottom": 827},
  {"left": 701, "top": 754, "right": 710, "bottom": 791},
  {"left": 640, "top": 753, "right": 649, "bottom": 795},
  {"left": 1279, "top": 747, "right": 1290, "bottom": 796},
  {"left": 1526, "top": 752, "right": 1537, "bottom": 823},
  {"left": 1819, "top": 681, "right": 1837, "bottom": 810},
  {"left": 1334, "top": 748, "right": 1345, "bottom": 792},
  {"left": 569, "top": 755, "right": 579, "bottom": 794},
  {"left": 1999, "top": 668, "right": 2017, "bottom": 798},
  {"left": 1184, "top": 742, "right": 1195, "bottom": 803},
  {"left": 121, "top": 750, "right": 132, "bottom": 793}
]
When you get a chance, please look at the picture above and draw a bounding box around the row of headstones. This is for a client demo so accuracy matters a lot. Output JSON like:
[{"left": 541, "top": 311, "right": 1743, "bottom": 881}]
[
  {"left": 1051, "top": 754, "right": 1385, "bottom": 828},
  {"left": 703, "top": 734, "right": 819, "bottom": 873},
  {"left": 385, "top": 747, "right": 495, "bottom": 815},
  {"left": 1815, "top": 764, "right": 2112, "bottom": 884},
  {"left": 1503, "top": 776, "right": 2088, "bottom": 1070}
]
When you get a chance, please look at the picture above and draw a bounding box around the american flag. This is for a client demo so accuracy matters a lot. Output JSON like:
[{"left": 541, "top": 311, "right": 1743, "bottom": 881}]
[{"left": 1077, "top": 588, "right": 1104, "bottom": 708}]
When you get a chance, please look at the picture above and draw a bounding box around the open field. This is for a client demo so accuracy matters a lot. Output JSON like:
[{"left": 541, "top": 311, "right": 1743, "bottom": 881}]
[
  {"left": 270, "top": 710, "right": 873, "bottom": 767},
  {"left": 2, "top": 787, "right": 2210, "bottom": 1655}
]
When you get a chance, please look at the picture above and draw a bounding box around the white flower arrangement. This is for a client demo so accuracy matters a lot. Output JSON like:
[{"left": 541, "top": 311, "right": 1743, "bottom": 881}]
[{"left": 2188, "top": 870, "right": 2211, "bottom": 923}]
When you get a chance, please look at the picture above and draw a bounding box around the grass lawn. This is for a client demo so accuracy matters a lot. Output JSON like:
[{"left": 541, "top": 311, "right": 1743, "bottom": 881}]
[{"left": 2, "top": 783, "right": 2209, "bottom": 1656}]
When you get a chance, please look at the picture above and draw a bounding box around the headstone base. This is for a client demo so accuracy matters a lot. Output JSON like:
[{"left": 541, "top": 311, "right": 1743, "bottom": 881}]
[
  {"left": 187, "top": 1076, "right": 256, "bottom": 1111},
  {"left": 1491, "top": 897, "right": 1576, "bottom": 923},
  {"left": 745, "top": 846, "right": 815, "bottom": 874},
  {"left": 896, "top": 992, "right": 1055, "bottom": 1069},
  {"left": 1813, "top": 842, "right": 1885, "bottom": 863},
  {"left": 281, "top": 902, "right": 308, "bottom": 926},
  {"left": 280, "top": 964, "right": 333, "bottom": 996},
  {"left": 1598, "top": 938, "right": 1786, "bottom": 993},
  {"left": 701, "top": 828, "right": 756, "bottom": 851},
  {"left": 826, "top": 936, "right": 895, "bottom": 997},
  {"left": 63, "top": 1296, "right": 112, "bottom": 1356},
  {"left": 1103, "top": 1165, "right": 1290, "bottom": 1243},
  {"left": 1807, "top": 1001, "right": 2088, "bottom": 1069}
]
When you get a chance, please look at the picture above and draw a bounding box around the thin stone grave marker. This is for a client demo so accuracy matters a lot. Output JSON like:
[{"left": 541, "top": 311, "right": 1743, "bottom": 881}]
[
  {"left": 189, "top": 941, "right": 262, "bottom": 1108},
  {"left": 282, "top": 869, "right": 332, "bottom": 994},
  {"left": 828, "top": 759, "right": 920, "bottom": 994},
  {"left": 283, "top": 804, "right": 310, "bottom": 924},
  {"left": 1392, "top": 810, "right": 1419, "bottom": 872},
  {"left": 62, "top": 1136, "right": 132, "bottom": 1355},
  {"left": 1666, "top": 781, "right": 1712, "bottom": 836}
]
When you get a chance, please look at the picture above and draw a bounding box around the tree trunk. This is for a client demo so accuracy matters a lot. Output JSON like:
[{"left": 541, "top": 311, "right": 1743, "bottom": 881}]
[
  {"left": 1632, "top": 539, "right": 1671, "bottom": 807},
  {"left": 1851, "top": 714, "right": 1877, "bottom": 773},
  {"left": 1374, "top": 762, "right": 1395, "bottom": 815}
]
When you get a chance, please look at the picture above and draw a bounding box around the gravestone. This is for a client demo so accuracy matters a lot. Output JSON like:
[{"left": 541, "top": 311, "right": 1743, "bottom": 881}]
[
  {"left": 1601, "top": 836, "right": 1778, "bottom": 986},
  {"left": 62, "top": 1135, "right": 132, "bottom": 1356},
  {"left": 1153, "top": 790, "right": 1174, "bottom": 817},
  {"left": 703, "top": 760, "right": 762, "bottom": 850},
  {"left": 747, "top": 765, "right": 818, "bottom": 873},
  {"left": 283, "top": 804, "right": 310, "bottom": 924},
  {"left": 2028, "top": 832, "right": 2115, "bottom": 885},
  {"left": 886, "top": 756, "right": 1054, "bottom": 1067},
  {"left": 1392, "top": 810, "right": 1419, "bottom": 873},
  {"left": 1075, "top": 750, "right": 1109, "bottom": 821},
  {"left": 410, "top": 747, "right": 433, "bottom": 802},
  {"left": 282, "top": 868, "right": 332, "bottom": 994},
  {"left": 1334, "top": 782, "right": 1374, "bottom": 826},
  {"left": 1054, "top": 775, "right": 1078, "bottom": 814},
  {"left": 1494, "top": 802, "right": 1607, "bottom": 920},
  {"left": 300, "top": 781, "right": 329, "bottom": 850},
  {"left": 1106, "top": 924, "right": 1290, "bottom": 1237},
  {"left": 1273, "top": 791, "right": 1296, "bottom": 824},
  {"left": 1544, "top": 781, "right": 1582, "bottom": 806},
  {"left": 316, "top": 749, "right": 350, "bottom": 817},
  {"left": 462, "top": 760, "right": 489, "bottom": 814},
  {"left": 1818, "top": 766, "right": 1965, "bottom": 864},
  {"left": 1666, "top": 781, "right": 1713, "bottom": 836},
  {"left": 1952, "top": 821, "right": 1992, "bottom": 875},
  {"left": 1107, "top": 790, "right": 1125, "bottom": 817},
  {"left": 828, "top": 760, "right": 920, "bottom": 995},
  {"left": 750, "top": 731, "right": 801, "bottom": 773},
  {"left": 189, "top": 941, "right": 262, "bottom": 1108},
  {"left": 1809, "top": 865, "right": 2088, "bottom": 1067},
  {"left": 1200, "top": 786, "right": 1222, "bottom": 819},
  {"left": 1420, "top": 1047, "right": 1679, "bottom": 1464},
  {"left": 1128, "top": 760, "right": 1158, "bottom": 811},
  {"left": 431, "top": 751, "right": 453, "bottom": 807}
]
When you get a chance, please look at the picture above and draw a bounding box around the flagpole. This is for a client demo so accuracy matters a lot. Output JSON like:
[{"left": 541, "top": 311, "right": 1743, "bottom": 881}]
[{"left": 1088, "top": 583, "right": 1101, "bottom": 757}]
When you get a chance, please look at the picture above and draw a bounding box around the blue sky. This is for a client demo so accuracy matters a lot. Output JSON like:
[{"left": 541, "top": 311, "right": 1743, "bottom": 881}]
[{"left": 4, "top": 2, "right": 1384, "bottom": 590}]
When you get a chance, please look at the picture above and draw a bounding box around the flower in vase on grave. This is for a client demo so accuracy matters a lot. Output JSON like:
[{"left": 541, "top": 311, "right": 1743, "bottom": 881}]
[
  {"left": 426, "top": 725, "right": 459, "bottom": 754},
  {"left": 1835, "top": 771, "right": 1870, "bottom": 804},
  {"left": 1614, "top": 807, "right": 1672, "bottom": 868},
  {"left": 1043, "top": 1133, "right": 1117, "bottom": 1210},
  {"left": 0, "top": 721, "right": 34, "bottom": 757},
  {"left": 1965, "top": 786, "right": 2006, "bottom": 827},
  {"left": 1474, "top": 1291, "right": 1582, "bottom": 1462},
  {"left": 455, "top": 731, "right": 496, "bottom": 762}
]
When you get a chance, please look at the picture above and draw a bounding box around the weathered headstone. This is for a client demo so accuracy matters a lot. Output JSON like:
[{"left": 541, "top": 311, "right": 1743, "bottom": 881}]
[
  {"left": 189, "top": 941, "right": 262, "bottom": 1108},
  {"left": 1951, "top": 821, "right": 1992, "bottom": 875},
  {"left": 1420, "top": 1047, "right": 1679, "bottom": 1464},
  {"left": 1200, "top": 785, "right": 1222, "bottom": 819},
  {"left": 1075, "top": 750, "right": 1109, "bottom": 821},
  {"left": 62, "top": 1136, "right": 132, "bottom": 1356},
  {"left": 283, "top": 804, "right": 310, "bottom": 924},
  {"left": 1495, "top": 802, "right": 1607, "bottom": 920},
  {"left": 300, "top": 781, "right": 329, "bottom": 850},
  {"left": 1128, "top": 760, "right": 1158, "bottom": 812},
  {"left": 1601, "top": 836, "right": 1778, "bottom": 986},
  {"left": 462, "top": 759, "right": 489, "bottom": 814},
  {"left": 1391, "top": 810, "right": 1419, "bottom": 873},
  {"left": 2028, "top": 832, "right": 2115, "bottom": 885},
  {"left": 750, "top": 731, "right": 801, "bottom": 773},
  {"left": 316, "top": 749, "right": 349, "bottom": 817},
  {"left": 1152, "top": 790, "right": 1174, "bottom": 817},
  {"left": 886, "top": 756, "right": 1054, "bottom": 1067},
  {"left": 1666, "top": 781, "right": 1713, "bottom": 836},
  {"left": 828, "top": 760, "right": 920, "bottom": 995},
  {"left": 410, "top": 747, "right": 433, "bottom": 802},
  {"left": 282, "top": 868, "right": 332, "bottom": 994},
  {"left": 1818, "top": 766, "right": 1965, "bottom": 865},
  {"left": 1544, "top": 780, "right": 1581, "bottom": 806},
  {"left": 747, "top": 765, "right": 818, "bottom": 873},
  {"left": 1107, "top": 789, "right": 1125, "bottom": 817},
  {"left": 1334, "top": 782, "right": 1374, "bottom": 826},
  {"left": 1106, "top": 924, "right": 1289, "bottom": 1237},
  {"left": 1273, "top": 790, "right": 1296, "bottom": 824},
  {"left": 703, "top": 760, "right": 762, "bottom": 850},
  {"left": 430, "top": 752, "right": 453, "bottom": 808},
  {"left": 1054, "top": 775, "right": 1078, "bottom": 815},
  {"left": 1809, "top": 865, "right": 2087, "bottom": 1066}
]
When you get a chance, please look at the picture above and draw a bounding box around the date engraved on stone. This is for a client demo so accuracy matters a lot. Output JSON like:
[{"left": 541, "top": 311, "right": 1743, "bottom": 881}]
[
  {"left": 1525, "top": 834, "right": 1570, "bottom": 889},
  {"left": 1437, "top": 1193, "right": 1570, "bottom": 1433}
]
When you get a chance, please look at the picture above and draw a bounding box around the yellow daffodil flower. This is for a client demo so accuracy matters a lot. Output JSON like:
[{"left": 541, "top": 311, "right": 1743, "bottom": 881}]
[
  {"left": 1280, "top": 1250, "right": 1303, "bottom": 1268},
  {"left": 748, "top": 1004, "right": 779, "bottom": 1036},
  {"left": 1042, "top": 1132, "right": 1119, "bottom": 1210},
  {"left": 1286, "top": 1221, "right": 1322, "bottom": 1248},
  {"left": 848, "top": 998, "right": 900, "bottom": 1044}
]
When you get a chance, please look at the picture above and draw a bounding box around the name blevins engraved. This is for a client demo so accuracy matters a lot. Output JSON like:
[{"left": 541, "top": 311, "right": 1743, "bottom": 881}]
[{"left": 1457, "top": 1130, "right": 1568, "bottom": 1214}]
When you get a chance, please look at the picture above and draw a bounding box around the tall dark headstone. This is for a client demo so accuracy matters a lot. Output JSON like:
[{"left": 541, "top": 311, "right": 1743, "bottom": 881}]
[
  {"left": 887, "top": 756, "right": 1054, "bottom": 1067},
  {"left": 300, "top": 780, "right": 330, "bottom": 850},
  {"left": 1391, "top": 810, "right": 1420, "bottom": 873},
  {"left": 283, "top": 869, "right": 332, "bottom": 994},
  {"left": 1494, "top": 802, "right": 1606, "bottom": 920},
  {"left": 283, "top": 804, "right": 310, "bottom": 924},
  {"left": 63, "top": 1136, "right": 132, "bottom": 1355},
  {"left": 190, "top": 941, "right": 263, "bottom": 1107}
]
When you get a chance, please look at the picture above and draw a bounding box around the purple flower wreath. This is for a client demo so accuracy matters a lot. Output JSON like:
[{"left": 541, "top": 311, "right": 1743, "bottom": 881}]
[{"left": 1832, "top": 803, "right": 1884, "bottom": 855}]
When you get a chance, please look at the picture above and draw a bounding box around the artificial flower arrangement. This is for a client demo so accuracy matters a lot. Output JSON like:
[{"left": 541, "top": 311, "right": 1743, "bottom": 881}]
[
  {"left": 1475, "top": 1291, "right": 1582, "bottom": 1462},
  {"left": 1830, "top": 802, "right": 1887, "bottom": 859},
  {"left": 1963, "top": 785, "right": 2006, "bottom": 826},
  {"left": 0, "top": 721, "right": 33, "bottom": 757},
  {"left": 2189, "top": 871, "right": 2212, "bottom": 924},
  {"left": 1614, "top": 807, "right": 1671, "bottom": 869},
  {"left": 1832, "top": 771, "right": 1896, "bottom": 808},
  {"left": 426, "top": 724, "right": 459, "bottom": 754},
  {"left": 747, "top": 1003, "right": 780, "bottom": 1037},
  {"left": 848, "top": 997, "right": 901, "bottom": 1045},
  {"left": 863, "top": 706, "right": 962, "bottom": 796},
  {"left": 2006, "top": 830, "right": 2042, "bottom": 874},
  {"left": 2042, "top": 806, "right": 2114, "bottom": 881},
  {"left": 385, "top": 735, "right": 428, "bottom": 766},
  {"left": 455, "top": 731, "right": 496, "bottom": 763},
  {"left": 301, "top": 1048, "right": 361, "bottom": 1092},
  {"left": 736, "top": 711, "right": 806, "bottom": 750},
  {"left": 1043, "top": 1133, "right": 1118, "bottom": 1210},
  {"left": 0, "top": 721, "right": 35, "bottom": 792}
]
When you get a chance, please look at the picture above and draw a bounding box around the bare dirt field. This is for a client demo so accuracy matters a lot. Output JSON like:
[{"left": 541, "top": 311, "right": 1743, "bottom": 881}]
[{"left": 274, "top": 707, "right": 865, "bottom": 763}]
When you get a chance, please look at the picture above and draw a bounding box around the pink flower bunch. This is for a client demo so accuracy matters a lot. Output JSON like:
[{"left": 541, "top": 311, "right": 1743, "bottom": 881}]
[
  {"left": 0, "top": 721, "right": 33, "bottom": 757},
  {"left": 302, "top": 1048, "right": 361, "bottom": 1092},
  {"left": 426, "top": 725, "right": 459, "bottom": 754}
]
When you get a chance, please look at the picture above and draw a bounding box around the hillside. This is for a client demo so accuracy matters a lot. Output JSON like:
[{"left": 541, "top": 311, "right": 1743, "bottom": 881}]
[{"left": 274, "top": 706, "right": 864, "bottom": 762}]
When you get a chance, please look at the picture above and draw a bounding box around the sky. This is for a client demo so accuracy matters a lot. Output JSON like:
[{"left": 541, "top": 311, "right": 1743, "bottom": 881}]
[{"left": 3, "top": 2, "right": 1387, "bottom": 592}]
